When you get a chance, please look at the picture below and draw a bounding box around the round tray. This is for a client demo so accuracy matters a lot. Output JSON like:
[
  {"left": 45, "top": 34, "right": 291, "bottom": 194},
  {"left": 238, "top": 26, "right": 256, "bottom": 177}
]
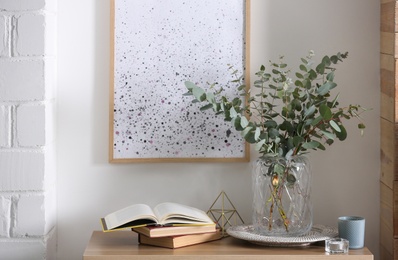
[{"left": 226, "top": 224, "right": 338, "bottom": 247}]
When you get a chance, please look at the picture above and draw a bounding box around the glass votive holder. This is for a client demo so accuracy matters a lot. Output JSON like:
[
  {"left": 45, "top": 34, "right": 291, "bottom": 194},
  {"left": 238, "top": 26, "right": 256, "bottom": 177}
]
[{"left": 325, "top": 238, "right": 349, "bottom": 254}]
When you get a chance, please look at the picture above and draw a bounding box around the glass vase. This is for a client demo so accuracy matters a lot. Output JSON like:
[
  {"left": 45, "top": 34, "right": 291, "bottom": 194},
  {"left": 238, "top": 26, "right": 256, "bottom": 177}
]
[{"left": 252, "top": 155, "right": 313, "bottom": 237}]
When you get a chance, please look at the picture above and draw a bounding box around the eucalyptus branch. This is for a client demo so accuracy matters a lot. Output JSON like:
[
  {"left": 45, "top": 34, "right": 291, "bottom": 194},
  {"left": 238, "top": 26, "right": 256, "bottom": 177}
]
[{"left": 183, "top": 51, "right": 368, "bottom": 159}]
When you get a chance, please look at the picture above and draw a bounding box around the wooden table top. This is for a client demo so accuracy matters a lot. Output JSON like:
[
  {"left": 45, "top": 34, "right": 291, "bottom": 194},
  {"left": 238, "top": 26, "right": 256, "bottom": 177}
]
[{"left": 83, "top": 231, "right": 373, "bottom": 260}]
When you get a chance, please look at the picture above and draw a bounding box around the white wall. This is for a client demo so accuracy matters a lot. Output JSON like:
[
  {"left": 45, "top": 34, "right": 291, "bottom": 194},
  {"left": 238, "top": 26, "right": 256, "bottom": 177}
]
[{"left": 57, "top": 0, "right": 380, "bottom": 259}]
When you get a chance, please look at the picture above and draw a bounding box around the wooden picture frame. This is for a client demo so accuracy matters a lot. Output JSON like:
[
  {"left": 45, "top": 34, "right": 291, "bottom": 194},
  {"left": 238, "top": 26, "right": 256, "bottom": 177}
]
[{"left": 109, "top": 0, "right": 251, "bottom": 163}]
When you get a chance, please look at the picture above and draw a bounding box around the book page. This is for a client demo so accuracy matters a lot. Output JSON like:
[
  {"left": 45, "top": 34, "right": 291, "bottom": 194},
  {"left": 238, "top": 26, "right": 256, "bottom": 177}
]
[
  {"left": 104, "top": 204, "right": 157, "bottom": 230},
  {"left": 153, "top": 202, "right": 213, "bottom": 225}
]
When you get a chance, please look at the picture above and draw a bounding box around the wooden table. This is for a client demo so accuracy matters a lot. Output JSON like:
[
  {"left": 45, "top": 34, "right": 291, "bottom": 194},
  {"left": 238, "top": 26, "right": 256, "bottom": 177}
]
[{"left": 83, "top": 231, "right": 373, "bottom": 260}]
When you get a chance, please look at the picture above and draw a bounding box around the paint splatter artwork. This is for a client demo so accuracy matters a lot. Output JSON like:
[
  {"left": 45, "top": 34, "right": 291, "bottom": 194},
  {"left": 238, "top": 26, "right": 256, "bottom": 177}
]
[{"left": 111, "top": 0, "right": 248, "bottom": 162}]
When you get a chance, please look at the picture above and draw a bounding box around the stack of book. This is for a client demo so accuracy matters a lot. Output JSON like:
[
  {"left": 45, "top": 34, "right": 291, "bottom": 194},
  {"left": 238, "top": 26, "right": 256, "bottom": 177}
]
[
  {"left": 133, "top": 225, "right": 221, "bottom": 249},
  {"left": 100, "top": 202, "right": 222, "bottom": 249}
]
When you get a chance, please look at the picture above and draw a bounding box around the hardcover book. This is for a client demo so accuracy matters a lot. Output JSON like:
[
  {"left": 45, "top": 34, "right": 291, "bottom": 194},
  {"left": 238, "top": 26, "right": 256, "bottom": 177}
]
[
  {"left": 138, "top": 230, "right": 222, "bottom": 249},
  {"left": 132, "top": 225, "right": 216, "bottom": 238}
]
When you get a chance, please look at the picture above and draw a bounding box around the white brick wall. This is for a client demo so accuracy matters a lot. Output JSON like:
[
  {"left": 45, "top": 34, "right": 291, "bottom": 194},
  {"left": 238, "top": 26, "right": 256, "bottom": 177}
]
[
  {"left": 0, "top": 15, "right": 7, "bottom": 56},
  {"left": 15, "top": 14, "right": 45, "bottom": 56},
  {"left": 0, "top": 239, "right": 47, "bottom": 260},
  {"left": 0, "top": 0, "right": 46, "bottom": 12},
  {"left": 0, "top": 0, "right": 57, "bottom": 259},
  {"left": 0, "top": 151, "right": 45, "bottom": 191},
  {"left": 14, "top": 194, "right": 46, "bottom": 236},
  {"left": 0, "top": 196, "right": 11, "bottom": 237},
  {"left": 0, "top": 59, "right": 46, "bottom": 101},
  {"left": 17, "top": 104, "right": 46, "bottom": 147},
  {"left": 0, "top": 105, "right": 11, "bottom": 147}
]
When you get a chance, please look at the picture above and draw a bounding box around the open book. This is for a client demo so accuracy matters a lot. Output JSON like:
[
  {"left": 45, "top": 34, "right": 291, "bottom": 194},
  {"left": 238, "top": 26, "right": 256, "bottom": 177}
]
[{"left": 101, "top": 202, "right": 215, "bottom": 232}]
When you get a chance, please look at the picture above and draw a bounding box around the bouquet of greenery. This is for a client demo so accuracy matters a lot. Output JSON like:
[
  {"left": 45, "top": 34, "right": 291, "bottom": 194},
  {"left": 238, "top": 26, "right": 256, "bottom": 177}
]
[
  {"left": 183, "top": 51, "right": 367, "bottom": 159},
  {"left": 183, "top": 51, "right": 368, "bottom": 233}
]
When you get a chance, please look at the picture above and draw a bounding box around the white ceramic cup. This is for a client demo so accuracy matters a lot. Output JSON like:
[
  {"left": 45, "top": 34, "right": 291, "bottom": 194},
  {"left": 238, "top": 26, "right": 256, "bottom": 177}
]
[{"left": 338, "top": 216, "right": 365, "bottom": 249}]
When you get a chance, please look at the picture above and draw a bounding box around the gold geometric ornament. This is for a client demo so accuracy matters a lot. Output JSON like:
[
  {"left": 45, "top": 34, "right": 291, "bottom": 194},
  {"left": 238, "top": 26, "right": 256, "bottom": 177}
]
[{"left": 207, "top": 191, "right": 245, "bottom": 237}]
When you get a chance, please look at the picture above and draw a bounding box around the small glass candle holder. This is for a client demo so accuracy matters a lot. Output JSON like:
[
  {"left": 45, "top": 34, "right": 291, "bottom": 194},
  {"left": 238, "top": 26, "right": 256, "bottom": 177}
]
[{"left": 325, "top": 238, "right": 349, "bottom": 254}]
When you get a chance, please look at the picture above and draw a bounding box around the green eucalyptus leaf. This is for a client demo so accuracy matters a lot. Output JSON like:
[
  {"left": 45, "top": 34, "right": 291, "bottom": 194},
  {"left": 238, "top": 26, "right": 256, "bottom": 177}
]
[
  {"left": 268, "top": 128, "right": 279, "bottom": 138},
  {"left": 200, "top": 104, "right": 213, "bottom": 111},
  {"left": 336, "top": 124, "right": 347, "bottom": 140},
  {"left": 297, "top": 122, "right": 304, "bottom": 134},
  {"left": 317, "top": 142, "right": 326, "bottom": 150},
  {"left": 264, "top": 120, "right": 278, "bottom": 128},
  {"left": 295, "top": 80, "right": 303, "bottom": 88},
  {"left": 220, "top": 102, "right": 225, "bottom": 112},
  {"left": 304, "top": 105, "right": 316, "bottom": 118},
  {"left": 223, "top": 108, "right": 231, "bottom": 121},
  {"left": 229, "top": 107, "right": 238, "bottom": 118},
  {"left": 206, "top": 92, "right": 215, "bottom": 103},
  {"left": 330, "top": 120, "right": 341, "bottom": 132},
  {"left": 302, "top": 141, "right": 321, "bottom": 149},
  {"left": 184, "top": 81, "right": 196, "bottom": 91},
  {"left": 274, "top": 164, "right": 285, "bottom": 175},
  {"left": 232, "top": 97, "right": 242, "bottom": 106},
  {"left": 319, "top": 103, "right": 332, "bottom": 120},
  {"left": 254, "top": 139, "right": 266, "bottom": 151},
  {"left": 304, "top": 79, "right": 312, "bottom": 89},
  {"left": 320, "top": 130, "right": 335, "bottom": 140},
  {"left": 331, "top": 93, "right": 340, "bottom": 107},
  {"left": 311, "top": 115, "right": 323, "bottom": 126},
  {"left": 293, "top": 136, "right": 304, "bottom": 146},
  {"left": 233, "top": 117, "right": 243, "bottom": 131},
  {"left": 287, "top": 138, "right": 294, "bottom": 150},
  {"left": 279, "top": 120, "right": 288, "bottom": 131},
  {"left": 244, "top": 131, "right": 256, "bottom": 143},
  {"left": 240, "top": 116, "right": 249, "bottom": 128},
  {"left": 317, "top": 82, "right": 332, "bottom": 96},
  {"left": 214, "top": 103, "right": 221, "bottom": 112},
  {"left": 316, "top": 63, "right": 325, "bottom": 74},
  {"left": 242, "top": 126, "right": 254, "bottom": 138},
  {"left": 288, "top": 110, "right": 295, "bottom": 120},
  {"left": 327, "top": 71, "right": 335, "bottom": 81},
  {"left": 300, "top": 64, "right": 307, "bottom": 72},
  {"left": 269, "top": 112, "right": 279, "bottom": 118},
  {"left": 238, "top": 84, "right": 246, "bottom": 91},
  {"left": 322, "top": 56, "right": 331, "bottom": 66},
  {"left": 291, "top": 99, "right": 302, "bottom": 111},
  {"left": 330, "top": 55, "right": 338, "bottom": 64},
  {"left": 255, "top": 127, "right": 261, "bottom": 141},
  {"left": 259, "top": 132, "right": 269, "bottom": 143},
  {"left": 272, "top": 69, "right": 280, "bottom": 74},
  {"left": 192, "top": 87, "right": 206, "bottom": 101},
  {"left": 308, "top": 69, "right": 317, "bottom": 80}
]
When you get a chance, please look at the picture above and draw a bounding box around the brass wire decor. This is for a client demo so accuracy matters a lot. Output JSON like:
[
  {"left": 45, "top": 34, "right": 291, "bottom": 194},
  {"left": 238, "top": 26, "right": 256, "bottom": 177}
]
[{"left": 207, "top": 191, "right": 245, "bottom": 236}]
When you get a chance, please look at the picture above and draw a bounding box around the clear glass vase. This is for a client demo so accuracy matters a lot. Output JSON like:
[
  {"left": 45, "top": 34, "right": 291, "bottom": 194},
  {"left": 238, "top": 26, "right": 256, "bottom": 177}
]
[{"left": 252, "top": 155, "right": 313, "bottom": 237}]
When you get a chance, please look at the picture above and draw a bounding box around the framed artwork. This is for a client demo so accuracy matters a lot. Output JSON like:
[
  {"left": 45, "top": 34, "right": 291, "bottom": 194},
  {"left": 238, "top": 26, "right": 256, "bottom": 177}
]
[{"left": 109, "top": 0, "right": 250, "bottom": 163}]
